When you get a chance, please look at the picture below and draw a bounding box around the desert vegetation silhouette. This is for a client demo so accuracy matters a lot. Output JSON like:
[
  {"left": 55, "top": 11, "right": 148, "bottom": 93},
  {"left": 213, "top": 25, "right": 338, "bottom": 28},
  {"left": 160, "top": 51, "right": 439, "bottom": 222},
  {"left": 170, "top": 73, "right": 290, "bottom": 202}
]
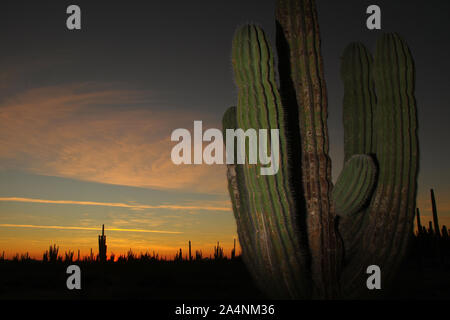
[{"left": 0, "top": 190, "right": 448, "bottom": 300}]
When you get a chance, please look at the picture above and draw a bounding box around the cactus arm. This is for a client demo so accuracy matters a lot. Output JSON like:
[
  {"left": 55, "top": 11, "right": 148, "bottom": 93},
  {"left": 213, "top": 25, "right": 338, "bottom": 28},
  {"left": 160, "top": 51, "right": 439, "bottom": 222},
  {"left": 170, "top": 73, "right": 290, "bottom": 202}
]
[
  {"left": 222, "top": 106, "right": 262, "bottom": 285},
  {"left": 233, "top": 27, "right": 279, "bottom": 292},
  {"left": 338, "top": 41, "right": 378, "bottom": 266},
  {"left": 231, "top": 25, "right": 312, "bottom": 298},
  {"left": 332, "top": 154, "right": 377, "bottom": 217},
  {"left": 340, "top": 33, "right": 419, "bottom": 296},
  {"left": 340, "top": 43, "right": 377, "bottom": 162},
  {"left": 371, "top": 33, "right": 419, "bottom": 277}
]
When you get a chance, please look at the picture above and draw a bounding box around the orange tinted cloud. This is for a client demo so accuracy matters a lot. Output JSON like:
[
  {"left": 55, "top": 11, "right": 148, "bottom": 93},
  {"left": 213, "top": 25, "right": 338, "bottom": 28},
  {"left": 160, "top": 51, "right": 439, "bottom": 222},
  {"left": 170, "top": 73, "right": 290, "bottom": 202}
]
[
  {"left": 0, "top": 197, "right": 231, "bottom": 212},
  {"left": 0, "top": 83, "right": 227, "bottom": 193}
]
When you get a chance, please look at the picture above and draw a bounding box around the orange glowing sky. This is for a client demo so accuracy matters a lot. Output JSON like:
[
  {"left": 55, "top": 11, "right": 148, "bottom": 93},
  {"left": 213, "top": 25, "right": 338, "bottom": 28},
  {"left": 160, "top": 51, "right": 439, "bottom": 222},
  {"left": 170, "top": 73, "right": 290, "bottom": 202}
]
[
  {"left": 1, "top": 1, "right": 449, "bottom": 260},
  {"left": 0, "top": 84, "right": 240, "bottom": 259}
]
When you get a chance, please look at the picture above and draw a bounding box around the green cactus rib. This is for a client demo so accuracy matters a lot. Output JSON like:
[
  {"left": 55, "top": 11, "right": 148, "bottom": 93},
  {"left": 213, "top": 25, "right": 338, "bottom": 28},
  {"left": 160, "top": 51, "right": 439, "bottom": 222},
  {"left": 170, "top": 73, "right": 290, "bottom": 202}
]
[
  {"left": 341, "top": 43, "right": 377, "bottom": 162},
  {"left": 372, "top": 32, "right": 418, "bottom": 276},
  {"left": 231, "top": 25, "right": 311, "bottom": 298},
  {"left": 338, "top": 42, "right": 378, "bottom": 265},
  {"left": 222, "top": 106, "right": 261, "bottom": 285},
  {"left": 276, "top": 0, "right": 339, "bottom": 297},
  {"left": 340, "top": 33, "right": 419, "bottom": 296},
  {"left": 332, "top": 155, "right": 377, "bottom": 217}
]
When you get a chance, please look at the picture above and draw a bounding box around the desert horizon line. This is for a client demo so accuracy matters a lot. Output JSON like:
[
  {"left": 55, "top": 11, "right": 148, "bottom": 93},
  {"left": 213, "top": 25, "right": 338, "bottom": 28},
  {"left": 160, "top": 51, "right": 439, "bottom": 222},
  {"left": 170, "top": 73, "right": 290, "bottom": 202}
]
[
  {"left": 0, "top": 247, "right": 242, "bottom": 261},
  {"left": 0, "top": 236, "right": 241, "bottom": 261}
]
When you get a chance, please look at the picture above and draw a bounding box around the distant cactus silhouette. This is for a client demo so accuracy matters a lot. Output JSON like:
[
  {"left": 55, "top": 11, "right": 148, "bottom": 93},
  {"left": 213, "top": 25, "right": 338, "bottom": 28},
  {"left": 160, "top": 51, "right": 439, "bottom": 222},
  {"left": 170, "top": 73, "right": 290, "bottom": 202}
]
[
  {"left": 416, "top": 189, "right": 447, "bottom": 239},
  {"left": 430, "top": 189, "right": 441, "bottom": 237},
  {"left": 231, "top": 239, "right": 236, "bottom": 259},
  {"left": 64, "top": 250, "right": 74, "bottom": 263},
  {"left": 442, "top": 226, "right": 448, "bottom": 239},
  {"left": 223, "top": 0, "right": 418, "bottom": 298},
  {"left": 416, "top": 208, "right": 423, "bottom": 235},
  {"left": 20, "top": 252, "right": 31, "bottom": 262},
  {"left": 98, "top": 224, "right": 107, "bottom": 262},
  {"left": 43, "top": 244, "right": 59, "bottom": 263},
  {"left": 414, "top": 189, "right": 449, "bottom": 266},
  {"left": 189, "top": 240, "right": 193, "bottom": 261},
  {"left": 195, "top": 250, "right": 203, "bottom": 261},
  {"left": 213, "top": 242, "right": 224, "bottom": 260},
  {"left": 127, "top": 249, "right": 136, "bottom": 261},
  {"left": 175, "top": 248, "right": 183, "bottom": 262}
]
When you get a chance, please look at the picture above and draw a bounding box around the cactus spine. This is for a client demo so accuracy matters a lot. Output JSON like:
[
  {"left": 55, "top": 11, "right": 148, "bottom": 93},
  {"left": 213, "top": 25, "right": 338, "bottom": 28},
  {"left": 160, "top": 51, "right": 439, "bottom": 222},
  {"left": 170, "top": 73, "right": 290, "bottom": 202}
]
[{"left": 224, "top": 0, "right": 419, "bottom": 299}]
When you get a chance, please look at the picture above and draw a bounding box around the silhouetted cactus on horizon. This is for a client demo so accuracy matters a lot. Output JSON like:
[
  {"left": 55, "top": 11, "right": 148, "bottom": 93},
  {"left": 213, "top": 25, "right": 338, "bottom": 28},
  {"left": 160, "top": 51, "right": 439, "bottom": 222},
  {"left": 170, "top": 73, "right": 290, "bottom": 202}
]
[
  {"left": 213, "top": 242, "right": 225, "bottom": 260},
  {"left": 43, "top": 244, "right": 59, "bottom": 263},
  {"left": 189, "top": 240, "right": 192, "bottom": 261},
  {"left": 231, "top": 239, "right": 236, "bottom": 259},
  {"left": 98, "top": 224, "right": 107, "bottom": 262},
  {"left": 430, "top": 189, "right": 441, "bottom": 237},
  {"left": 442, "top": 226, "right": 448, "bottom": 239},
  {"left": 64, "top": 250, "right": 74, "bottom": 263},
  {"left": 195, "top": 250, "right": 203, "bottom": 261},
  {"left": 416, "top": 208, "right": 423, "bottom": 235},
  {"left": 175, "top": 248, "right": 183, "bottom": 262}
]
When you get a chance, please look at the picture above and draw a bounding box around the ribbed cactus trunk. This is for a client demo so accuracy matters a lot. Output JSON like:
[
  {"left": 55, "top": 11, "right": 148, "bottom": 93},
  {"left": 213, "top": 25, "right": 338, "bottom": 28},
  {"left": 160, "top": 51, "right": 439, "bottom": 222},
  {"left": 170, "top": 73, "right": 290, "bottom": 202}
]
[
  {"left": 276, "top": 0, "right": 340, "bottom": 298},
  {"left": 228, "top": 25, "right": 312, "bottom": 298},
  {"left": 224, "top": 0, "right": 418, "bottom": 299},
  {"left": 338, "top": 33, "right": 419, "bottom": 296},
  {"left": 337, "top": 42, "right": 377, "bottom": 264}
]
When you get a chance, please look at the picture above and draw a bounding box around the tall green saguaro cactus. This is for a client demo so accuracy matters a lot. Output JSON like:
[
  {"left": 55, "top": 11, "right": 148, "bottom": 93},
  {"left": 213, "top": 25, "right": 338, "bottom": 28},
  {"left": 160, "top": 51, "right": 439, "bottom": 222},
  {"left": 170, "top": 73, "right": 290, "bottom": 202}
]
[{"left": 223, "top": 0, "right": 418, "bottom": 299}]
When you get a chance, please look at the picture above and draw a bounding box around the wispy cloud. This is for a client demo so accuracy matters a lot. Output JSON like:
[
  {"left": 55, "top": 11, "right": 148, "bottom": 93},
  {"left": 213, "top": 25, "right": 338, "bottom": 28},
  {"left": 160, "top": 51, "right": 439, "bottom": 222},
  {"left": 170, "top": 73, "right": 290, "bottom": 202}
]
[
  {"left": 0, "top": 223, "right": 182, "bottom": 234},
  {"left": 0, "top": 83, "right": 227, "bottom": 194},
  {"left": 0, "top": 197, "right": 231, "bottom": 212}
]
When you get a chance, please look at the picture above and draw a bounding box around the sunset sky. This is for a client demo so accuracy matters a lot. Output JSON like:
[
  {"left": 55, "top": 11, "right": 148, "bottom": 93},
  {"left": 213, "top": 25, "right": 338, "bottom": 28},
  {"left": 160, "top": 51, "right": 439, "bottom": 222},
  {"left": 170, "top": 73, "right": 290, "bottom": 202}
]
[{"left": 1, "top": 0, "right": 449, "bottom": 259}]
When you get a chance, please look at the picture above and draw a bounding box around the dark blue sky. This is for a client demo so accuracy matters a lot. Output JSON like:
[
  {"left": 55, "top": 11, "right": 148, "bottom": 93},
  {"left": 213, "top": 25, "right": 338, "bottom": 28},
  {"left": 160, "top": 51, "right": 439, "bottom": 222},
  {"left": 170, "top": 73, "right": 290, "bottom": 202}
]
[{"left": 1, "top": 1, "right": 449, "bottom": 179}]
